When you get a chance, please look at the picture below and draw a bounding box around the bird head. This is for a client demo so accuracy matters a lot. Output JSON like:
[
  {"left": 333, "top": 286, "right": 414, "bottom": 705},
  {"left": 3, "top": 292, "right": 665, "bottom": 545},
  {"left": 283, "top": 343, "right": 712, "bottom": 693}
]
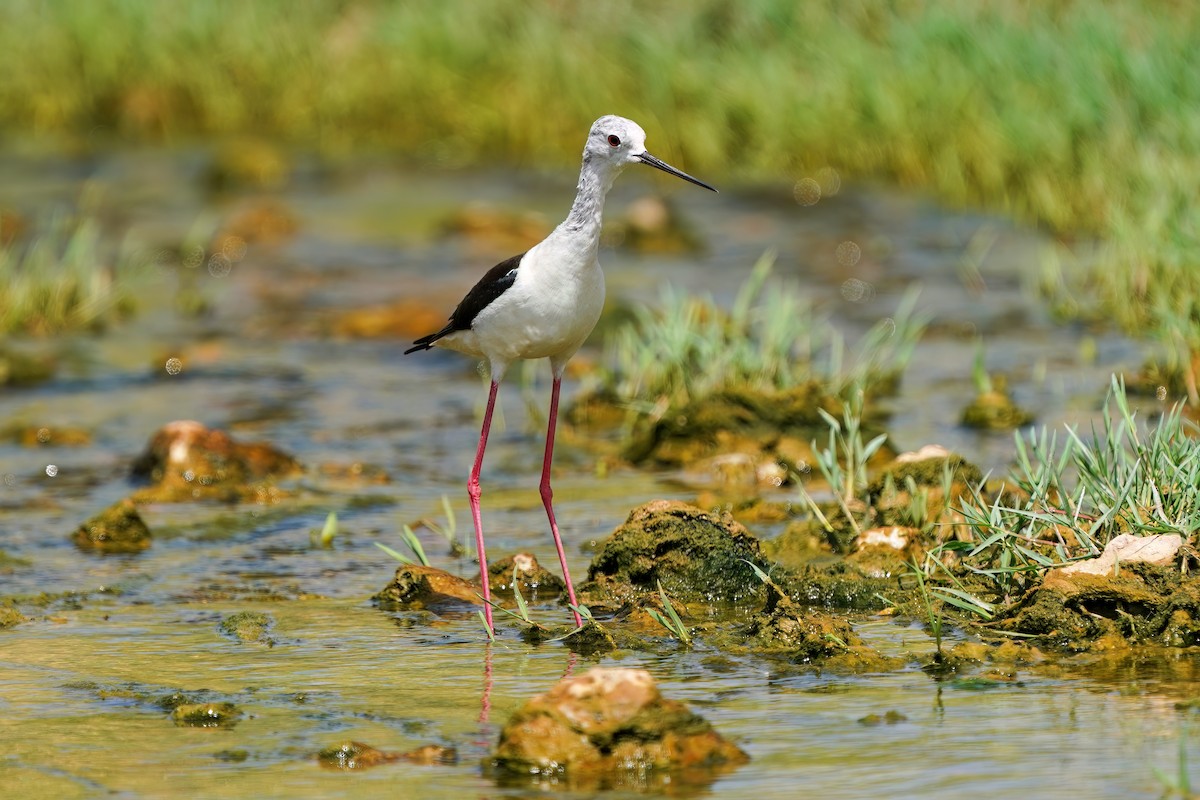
[{"left": 585, "top": 115, "right": 717, "bottom": 192}]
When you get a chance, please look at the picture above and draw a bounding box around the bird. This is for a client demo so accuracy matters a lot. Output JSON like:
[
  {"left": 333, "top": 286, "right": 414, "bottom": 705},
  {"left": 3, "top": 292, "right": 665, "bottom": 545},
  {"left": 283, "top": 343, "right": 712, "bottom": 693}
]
[{"left": 405, "top": 115, "right": 717, "bottom": 634}]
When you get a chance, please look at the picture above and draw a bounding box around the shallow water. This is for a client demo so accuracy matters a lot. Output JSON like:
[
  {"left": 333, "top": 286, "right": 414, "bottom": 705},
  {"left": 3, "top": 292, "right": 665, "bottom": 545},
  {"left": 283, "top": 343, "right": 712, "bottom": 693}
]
[{"left": 1, "top": 143, "right": 1192, "bottom": 798}]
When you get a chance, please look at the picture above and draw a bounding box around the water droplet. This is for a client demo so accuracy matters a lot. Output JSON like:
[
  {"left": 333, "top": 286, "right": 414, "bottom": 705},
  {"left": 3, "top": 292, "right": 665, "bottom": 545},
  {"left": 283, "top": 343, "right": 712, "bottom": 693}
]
[
  {"left": 878, "top": 318, "right": 897, "bottom": 338},
  {"left": 836, "top": 240, "right": 862, "bottom": 267},
  {"left": 793, "top": 178, "right": 821, "bottom": 206},
  {"left": 840, "top": 278, "right": 873, "bottom": 303},
  {"left": 154, "top": 248, "right": 176, "bottom": 268},
  {"left": 220, "top": 235, "right": 247, "bottom": 261},
  {"left": 182, "top": 245, "right": 205, "bottom": 269},
  {"left": 3, "top": 474, "right": 14, "bottom": 486},
  {"left": 815, "top": 166, "right": 841, "bottom": 196},
  {"left": 183, "top": 470, "right": 196, "bottom": 482},
  {"left": 165, "top": 357, "right": 183, "bottom": 376},
  {"left": 207, "top": 254, "right": 232, "bottom": 277},
  {"left": 45, "top": 464, "right": 59, "bottom": 477},
  {"left": 1157, "top": 385, "right": 1168, "bottom": 401},
  {"left": 36, "top": 427, "right": 51, "bottom": 443}
]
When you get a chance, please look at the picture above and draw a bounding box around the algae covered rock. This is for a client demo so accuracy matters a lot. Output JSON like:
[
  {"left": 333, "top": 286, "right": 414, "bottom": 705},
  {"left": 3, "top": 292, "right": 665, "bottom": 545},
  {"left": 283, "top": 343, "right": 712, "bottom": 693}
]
[
  {"left": 130, "top": 420, "right": 300, "bottom": 502},
  {"left": 997, "top": 561, "right": 1200, "bottom": 650},
  {"left": 218, "top": 611, "right": 275, "bottom": 645},
  {"left": 72, "top": 498, "right": 152, "bottom": 553},
  {"left": 581, "top": 500, "right": 771, "bottom": 607},
  {"left": 621, "top": 384, "right": 850, "bottom": 471},
  {"left": 172, "top": 702, "right": 243, "bottom": 728},
  {"left": 373, "top": 564, "right": 480, "bottom": 610},
  {"left": 491, "top": 667, "right": 747, "bottom": 788},
  {"left": 0, "top": 605, "right": 28, "bottom": 629},
  {"left": 730, "top": 580, "right": 897, "bottom": 670}
]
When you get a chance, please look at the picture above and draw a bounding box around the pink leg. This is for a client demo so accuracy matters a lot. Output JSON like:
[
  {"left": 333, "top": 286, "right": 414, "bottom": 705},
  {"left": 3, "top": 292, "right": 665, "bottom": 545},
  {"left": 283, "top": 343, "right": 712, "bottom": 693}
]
[
  {"left": 541, "top": 377, "right": 583, "bottom": 628},
  {"left": 470, "top": 380, "right": 500, "bottom": 634}
]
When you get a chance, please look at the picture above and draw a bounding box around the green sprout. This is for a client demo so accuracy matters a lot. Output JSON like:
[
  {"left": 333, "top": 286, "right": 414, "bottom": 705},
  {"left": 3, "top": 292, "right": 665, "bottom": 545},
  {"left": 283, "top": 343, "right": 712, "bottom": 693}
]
[{"left": 646, "top": 581, "right": 692, "bottom": 646}]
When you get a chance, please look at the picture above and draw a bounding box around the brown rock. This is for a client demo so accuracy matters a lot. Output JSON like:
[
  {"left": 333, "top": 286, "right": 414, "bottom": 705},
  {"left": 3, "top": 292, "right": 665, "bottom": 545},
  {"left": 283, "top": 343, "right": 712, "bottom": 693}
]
[
  {"left": 317, "top": 741, "right": 457, "bottom": 770},
  {"left": 374, "top": 564, "right": 480, "bottom": 610},
  {"left": 130, "top": 420, "right": 300, "bottom": 502},
  {"left": 492, "top": 667, "right": 746, "bottom": 786},
  {"left": 331, "top": 297, "right": 456, "bottom": 340}
]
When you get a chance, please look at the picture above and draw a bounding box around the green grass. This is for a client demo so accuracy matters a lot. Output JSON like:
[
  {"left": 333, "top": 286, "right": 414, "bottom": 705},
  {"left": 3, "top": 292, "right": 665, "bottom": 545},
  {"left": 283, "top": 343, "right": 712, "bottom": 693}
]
[
  {"left": 591, "top": 251, "right": 927, "bottom": 416},
  {"left": 942, "top": 375, "right": 1200, "bottom": 607},
  {"left": 0, "top": 211, "right": 144, "bottom": 335},
  {"left": 3, "top": 1, "right": 1198, "bottom": 364}
]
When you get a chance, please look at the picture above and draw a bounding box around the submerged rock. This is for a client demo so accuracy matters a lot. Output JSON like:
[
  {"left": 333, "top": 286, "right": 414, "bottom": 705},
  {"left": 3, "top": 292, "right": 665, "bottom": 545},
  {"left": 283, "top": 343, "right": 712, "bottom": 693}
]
[
  {"left": 130, "top": 420, "right": 300, "bottom": 502},
  {"left": 218, "top": 611, "right": 275, "bottom": 646},
  {"left": 581, "top": 500, "right": 771, "bottom": 608},
  {"left": 317, "top": 741, "right": 457, "bottom": 770},
  {"left": 491, "top": 667, "right": 747, "bottom": 788},
  {"left": 72, "top": 499, "right": 152, "bottom": 554},
  {"left": 374, "top": 564, "right": 480, "bottom": 610},
  {"left": 172, "top": 702, "right": 243, "bottom": 728}
]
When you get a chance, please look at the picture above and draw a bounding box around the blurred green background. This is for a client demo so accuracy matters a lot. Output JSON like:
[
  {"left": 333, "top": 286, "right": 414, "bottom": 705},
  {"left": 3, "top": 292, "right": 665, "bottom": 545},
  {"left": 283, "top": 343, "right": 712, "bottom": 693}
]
[{"left": 3, "top": 0, "right": 1199, "bottom": 387}]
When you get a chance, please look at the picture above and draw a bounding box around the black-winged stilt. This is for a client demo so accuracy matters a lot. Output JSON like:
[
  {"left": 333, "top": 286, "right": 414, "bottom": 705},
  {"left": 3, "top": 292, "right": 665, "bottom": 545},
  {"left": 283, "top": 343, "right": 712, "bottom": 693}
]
[{"left": 406, "top": 115, "right": 717, "bottom": 633}]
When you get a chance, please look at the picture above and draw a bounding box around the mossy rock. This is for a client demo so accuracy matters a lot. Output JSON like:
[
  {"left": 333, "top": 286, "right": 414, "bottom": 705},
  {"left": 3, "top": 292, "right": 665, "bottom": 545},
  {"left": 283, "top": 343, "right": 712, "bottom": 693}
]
[
  {"left": 777, "top": 561, "right": 901, "bottom": 612},
  {"left": 621, "top": 383, "right": 848, "bottom": 467},
  {"left": 996, "top": 562, "right": 1200, "bottom": 650},
  {"left": 762, "top": 519, "right": 837, "bottom": 567},
  {"left": 581, "top": 501, "right": 771, "bottom": 607},
  {"left": 960, "top": 388, "right": 1034, "bottom": 430},
  {"left": 172, "top": 702, "right": 243, "bottom": 728},
  {"left": 0, "top": 605, "right": 28, "bottom": 629},
  {"left": 218, "top": 611, "right": 275, "bottom": 645},
  {"left": 72, "top": 499, "right": 151, "bottom": 553}
]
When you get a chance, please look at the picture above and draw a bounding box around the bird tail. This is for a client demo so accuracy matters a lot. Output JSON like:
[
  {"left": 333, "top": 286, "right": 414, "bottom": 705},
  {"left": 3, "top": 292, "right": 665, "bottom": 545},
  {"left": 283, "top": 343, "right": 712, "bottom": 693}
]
[{"left": 404, "top": 324, "right": 454, "bottom": 354}]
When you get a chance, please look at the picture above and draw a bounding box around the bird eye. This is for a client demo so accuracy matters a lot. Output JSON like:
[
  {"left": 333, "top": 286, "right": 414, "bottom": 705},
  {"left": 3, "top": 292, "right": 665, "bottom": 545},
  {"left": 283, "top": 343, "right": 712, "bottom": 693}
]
[{"left": 607, "top": 135, "right": 621, "bottom": 147}]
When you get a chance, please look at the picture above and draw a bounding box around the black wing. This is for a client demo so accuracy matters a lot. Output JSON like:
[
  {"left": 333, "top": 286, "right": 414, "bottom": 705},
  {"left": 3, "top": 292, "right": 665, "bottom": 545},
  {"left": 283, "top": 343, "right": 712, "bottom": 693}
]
[{"left": 404, "top": 252, "right": 524, "bottom": 354}]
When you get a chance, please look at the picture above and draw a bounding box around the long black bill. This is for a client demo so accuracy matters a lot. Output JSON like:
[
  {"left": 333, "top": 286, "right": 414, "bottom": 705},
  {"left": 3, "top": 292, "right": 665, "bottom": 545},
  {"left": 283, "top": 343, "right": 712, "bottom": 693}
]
[{"left": 636, "top": 152, "right": 718, "bottom": 193}]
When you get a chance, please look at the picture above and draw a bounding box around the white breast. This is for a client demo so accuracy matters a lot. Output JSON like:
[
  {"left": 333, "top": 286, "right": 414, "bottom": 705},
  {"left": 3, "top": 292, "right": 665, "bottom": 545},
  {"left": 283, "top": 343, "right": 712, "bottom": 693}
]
[{"left": 437, "top": 237, "right": 606, "bottom": 376}]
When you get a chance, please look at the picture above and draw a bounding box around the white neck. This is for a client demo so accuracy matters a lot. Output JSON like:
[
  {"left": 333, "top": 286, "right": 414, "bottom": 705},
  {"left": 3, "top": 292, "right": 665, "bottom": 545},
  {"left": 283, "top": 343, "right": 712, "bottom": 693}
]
[{"left": 557, "top": 154, "right": 619, "bottom": 245}]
